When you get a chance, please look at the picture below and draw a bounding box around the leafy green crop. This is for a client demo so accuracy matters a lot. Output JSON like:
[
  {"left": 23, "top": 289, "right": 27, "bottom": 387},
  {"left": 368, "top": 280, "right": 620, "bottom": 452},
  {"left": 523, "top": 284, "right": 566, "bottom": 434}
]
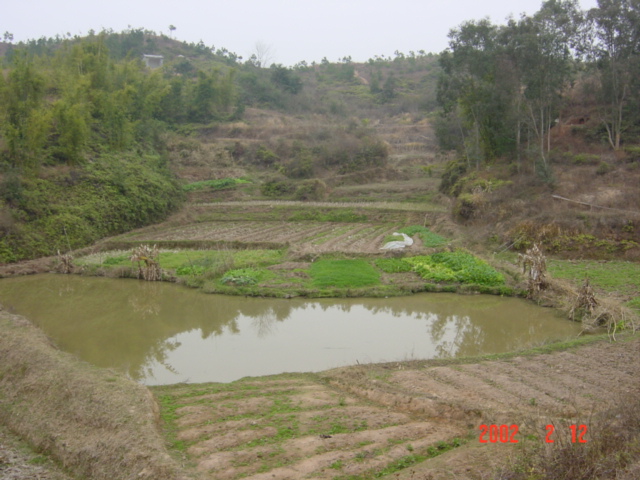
[{"left": 406, "top": 251, "right": 504, "bottom": 286}]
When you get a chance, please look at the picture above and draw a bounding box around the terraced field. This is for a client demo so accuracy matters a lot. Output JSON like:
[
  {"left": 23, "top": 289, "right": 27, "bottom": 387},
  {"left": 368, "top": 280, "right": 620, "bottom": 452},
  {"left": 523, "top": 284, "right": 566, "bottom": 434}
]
[
  {"left": 107, "top": 201, "right": 449, "bottom": 255},
  {"left": 154, "top": 336, "right": 640, "bottom": 480},
  {"left": 125, "top": 221, "right": 404, "bottom": 254}
]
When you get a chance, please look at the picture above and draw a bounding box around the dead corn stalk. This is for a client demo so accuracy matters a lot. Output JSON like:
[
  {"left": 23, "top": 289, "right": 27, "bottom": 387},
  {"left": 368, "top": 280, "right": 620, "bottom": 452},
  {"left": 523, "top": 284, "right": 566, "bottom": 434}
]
[
  {"left": 56, "top": 250, "right": 75, "bottom": 274},
  {"left": 130, "top": 244, "right": 163, "bottom": 281},
  {"left": 517, "top": 244, "right": 548, "bottom": 297}
]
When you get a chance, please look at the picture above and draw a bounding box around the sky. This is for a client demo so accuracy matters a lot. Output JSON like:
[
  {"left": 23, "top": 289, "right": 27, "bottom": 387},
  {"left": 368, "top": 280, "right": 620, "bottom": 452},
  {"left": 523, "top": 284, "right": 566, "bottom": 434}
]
[{"left": 3, "top": 0, "right": 599, "bottom": 66}]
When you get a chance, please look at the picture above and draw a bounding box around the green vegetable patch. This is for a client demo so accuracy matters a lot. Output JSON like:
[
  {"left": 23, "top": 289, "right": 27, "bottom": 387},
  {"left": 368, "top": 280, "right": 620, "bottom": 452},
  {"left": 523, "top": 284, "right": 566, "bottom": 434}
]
[
  {"left": 402, "top": 250, "right": 505, "bottom": 286},
  {"left": 310, "top": 259, "right": 381, "bottom": 288}
]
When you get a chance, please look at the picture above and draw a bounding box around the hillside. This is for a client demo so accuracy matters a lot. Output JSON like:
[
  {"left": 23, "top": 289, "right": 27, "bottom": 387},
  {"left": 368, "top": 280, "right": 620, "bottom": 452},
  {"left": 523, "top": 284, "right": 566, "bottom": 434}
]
[{"left": 1, "top": 10, "right": 640, "bottom": 480}]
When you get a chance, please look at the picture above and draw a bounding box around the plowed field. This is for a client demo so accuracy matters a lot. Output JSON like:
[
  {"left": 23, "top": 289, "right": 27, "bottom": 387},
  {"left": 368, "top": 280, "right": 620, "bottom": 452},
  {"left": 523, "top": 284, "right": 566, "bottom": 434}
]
[
  {"left": 126, "top": 221, "right": 404, "bottom": 254},
  {"left": 153, "top": 337, "right": 640, "bottom": 480}
]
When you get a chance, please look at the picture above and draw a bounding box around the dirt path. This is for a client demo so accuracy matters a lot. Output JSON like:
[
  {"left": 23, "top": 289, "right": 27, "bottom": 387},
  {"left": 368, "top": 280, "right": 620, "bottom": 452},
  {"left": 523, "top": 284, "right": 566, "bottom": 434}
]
[{"left": 153, "top": 336, "right": 640, "bottom": 480}]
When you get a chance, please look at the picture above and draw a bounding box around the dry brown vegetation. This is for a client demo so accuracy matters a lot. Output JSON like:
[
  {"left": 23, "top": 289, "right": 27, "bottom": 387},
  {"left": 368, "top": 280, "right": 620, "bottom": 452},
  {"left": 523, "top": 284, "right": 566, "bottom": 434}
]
[{"left": 0, "top": 309, "right": 186, "bottom": 480}]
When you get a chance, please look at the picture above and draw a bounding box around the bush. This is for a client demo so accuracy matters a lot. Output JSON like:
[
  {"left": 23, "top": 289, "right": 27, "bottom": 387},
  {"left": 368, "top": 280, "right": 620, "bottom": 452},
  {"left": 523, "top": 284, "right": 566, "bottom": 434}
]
[
  {"left": 294, "top": 179, "right": 328, "bottom": 201},
  {"left": 439, "top": 159, "right": 467, "bottom": 196},
  {"left": 453, "top": 193, "right": 484, "bottom": 220},
  {"left": 596, "top": 161, "right": 612, "bottom": 175},
  {"left": 261, "top": 178, "right": 296, "bottom": 197}
]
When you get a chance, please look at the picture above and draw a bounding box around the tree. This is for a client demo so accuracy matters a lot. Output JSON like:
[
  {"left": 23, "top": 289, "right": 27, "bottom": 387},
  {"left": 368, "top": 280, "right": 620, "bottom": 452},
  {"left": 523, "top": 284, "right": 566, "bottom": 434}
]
[
  {"left": 270, "top": 65, "right": 303, "bottom": 94},
  {"left": 253, "top": 41, "right": 274, "bottom": 68},
  {"left": 588, "top": 0, "right": 640, "bottom": 150},
  {"left": 0, "top": 51, "right": 51, "bottom": 169},
  {"left": 3, "top": 31, "right": 13, "bottom": 43},
  {"left": 168, "top": 25, "right": 176, "bottom": 38}
]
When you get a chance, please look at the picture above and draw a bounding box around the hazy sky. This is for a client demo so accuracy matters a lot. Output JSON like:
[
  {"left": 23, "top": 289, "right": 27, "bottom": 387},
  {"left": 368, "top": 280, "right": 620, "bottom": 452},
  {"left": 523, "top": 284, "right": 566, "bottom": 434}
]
[{"left": 3, "top": 0, "right": 599, "bottom": 65}]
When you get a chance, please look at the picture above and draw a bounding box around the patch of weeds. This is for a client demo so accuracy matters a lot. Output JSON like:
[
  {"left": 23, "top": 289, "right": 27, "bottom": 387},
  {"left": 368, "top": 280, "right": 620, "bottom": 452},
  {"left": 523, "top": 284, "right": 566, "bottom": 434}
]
[
  {"left": 547, "top": 260, "right": 640, "bottom": 298},
  {"left": 310, "top": 259, "right": 381, "bottom": 288},
  {"left": 156, "top": 394, "right": 187, "bottom": 452},
  {"left": 221, "top": 268, "right": 273, "bottom": 286},
  {"left": 182, "top": 178, "right": 251, "bottom": 192},
  {"left": 374, "top": 257, "right": 412, "bottom": 273},
  {"left": 330, "top": 459, "right": 345, "bottom": 470},
  {"left": 398, "top": 225, "right": 447, "bottom": 247}
]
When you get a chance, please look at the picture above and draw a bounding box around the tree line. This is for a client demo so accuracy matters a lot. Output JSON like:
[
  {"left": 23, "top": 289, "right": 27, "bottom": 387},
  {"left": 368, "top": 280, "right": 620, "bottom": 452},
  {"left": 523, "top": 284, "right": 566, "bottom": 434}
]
[
  {"left": 436, "top": 0, "right": 640, "bottom": 171},
  {"left": 0, "top": 32, "right": 238, "bottom": 171}
]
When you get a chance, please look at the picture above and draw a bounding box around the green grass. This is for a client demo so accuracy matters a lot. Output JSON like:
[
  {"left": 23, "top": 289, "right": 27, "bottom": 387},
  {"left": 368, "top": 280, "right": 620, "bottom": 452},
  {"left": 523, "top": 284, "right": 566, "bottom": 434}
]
[
  {"left": 547, "top": 259, "right": 640, "bottom": 311},
  {"left": 309, "top": 259, "right": 381, "bottom": 288},
  {"left": 220, "top": 268, "right": 273, "bottom": 286},
  {"left": 374, "top": 258, "right": 412, "bottom": 273},
  {"left": 397, "top": 225, "right": 448, "bottom": 247},
  {"left": 79, "top": 249, "right": 284, "bottom": 273}
]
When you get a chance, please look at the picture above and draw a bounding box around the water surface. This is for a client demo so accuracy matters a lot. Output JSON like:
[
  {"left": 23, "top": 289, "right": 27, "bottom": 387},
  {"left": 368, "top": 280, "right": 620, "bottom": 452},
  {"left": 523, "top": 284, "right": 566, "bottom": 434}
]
[{"left": 0, "top": 274, "right": 581, "bottom": 385}]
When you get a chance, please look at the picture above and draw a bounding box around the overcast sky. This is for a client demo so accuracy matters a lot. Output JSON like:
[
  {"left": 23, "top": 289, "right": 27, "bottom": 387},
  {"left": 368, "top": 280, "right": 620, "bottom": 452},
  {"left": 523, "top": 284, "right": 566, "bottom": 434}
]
[{"left": 3, "top": 0, "right": 599, "bottom": 66}]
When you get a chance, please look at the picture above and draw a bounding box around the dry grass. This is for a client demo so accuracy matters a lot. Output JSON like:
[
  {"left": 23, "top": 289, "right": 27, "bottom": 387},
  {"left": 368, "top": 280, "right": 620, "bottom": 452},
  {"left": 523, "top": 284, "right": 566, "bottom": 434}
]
[
  {"left": 0, "top": 309, "right": 186, "bottom": 480},
  {"left": 496, "top": 394, "right": 640, "bottom": 480}
]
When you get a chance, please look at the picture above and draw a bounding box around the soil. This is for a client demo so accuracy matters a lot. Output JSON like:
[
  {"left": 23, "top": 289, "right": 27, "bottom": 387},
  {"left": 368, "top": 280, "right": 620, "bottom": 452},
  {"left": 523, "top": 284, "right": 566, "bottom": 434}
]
[{"left": 152, "top": 335, "right": 640, "bottom": 480}]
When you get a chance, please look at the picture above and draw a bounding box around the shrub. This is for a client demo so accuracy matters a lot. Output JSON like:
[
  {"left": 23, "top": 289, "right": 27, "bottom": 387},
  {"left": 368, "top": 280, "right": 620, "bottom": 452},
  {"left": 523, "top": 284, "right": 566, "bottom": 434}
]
[
  {"left": 294, "top": 179, "right": 328, "bottom": 201},
  {"left": 595, "top": 161, "right": 612, "bottom": 175},
  {"left": 261, "top": 178, "right": 296, "bottom": 197},
  {"left": 439, "top": 159, "right": 467, "bottom": 196},
  {"left": 453, "top": 193, "right": 484, "bottom": 220}
]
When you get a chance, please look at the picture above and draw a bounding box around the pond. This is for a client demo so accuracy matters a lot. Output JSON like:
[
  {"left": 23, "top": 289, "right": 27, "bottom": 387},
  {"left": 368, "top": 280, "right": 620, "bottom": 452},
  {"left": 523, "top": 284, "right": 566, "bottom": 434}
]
[{"left": 0, "top": 274, "right": 582, "bottom": 385}]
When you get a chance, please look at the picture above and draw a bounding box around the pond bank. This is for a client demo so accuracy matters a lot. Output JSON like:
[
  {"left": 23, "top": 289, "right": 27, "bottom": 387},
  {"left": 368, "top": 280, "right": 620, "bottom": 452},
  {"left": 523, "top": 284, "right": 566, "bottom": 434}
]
[{"left": 0, "top": 308, "right": 186, "bottom": 480}]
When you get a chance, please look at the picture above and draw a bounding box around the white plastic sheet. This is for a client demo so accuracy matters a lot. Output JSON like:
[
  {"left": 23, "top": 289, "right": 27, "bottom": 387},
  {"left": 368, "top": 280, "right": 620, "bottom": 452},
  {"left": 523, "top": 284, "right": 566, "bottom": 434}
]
[{"left": 380, "top": 232, "right": 414, "bottom": 250}]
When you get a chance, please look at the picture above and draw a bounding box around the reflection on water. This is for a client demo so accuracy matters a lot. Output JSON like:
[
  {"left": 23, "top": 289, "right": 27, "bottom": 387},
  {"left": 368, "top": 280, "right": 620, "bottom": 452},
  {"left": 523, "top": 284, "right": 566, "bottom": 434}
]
[{"left": 0, "top": 274, "right": 582, "bottom": 385}]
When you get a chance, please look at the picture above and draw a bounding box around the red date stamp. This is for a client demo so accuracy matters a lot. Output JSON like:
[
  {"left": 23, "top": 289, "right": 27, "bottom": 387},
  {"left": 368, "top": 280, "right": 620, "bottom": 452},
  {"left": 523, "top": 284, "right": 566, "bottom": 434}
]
[{"left": 479, "top": 424, "right": 588, "bottom": 443}]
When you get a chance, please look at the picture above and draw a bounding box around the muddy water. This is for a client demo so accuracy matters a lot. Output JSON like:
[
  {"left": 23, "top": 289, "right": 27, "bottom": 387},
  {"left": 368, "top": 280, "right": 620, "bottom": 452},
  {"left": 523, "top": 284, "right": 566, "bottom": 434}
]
[{"left": 0, "top": 274, "right": 581, "bottom": 385}]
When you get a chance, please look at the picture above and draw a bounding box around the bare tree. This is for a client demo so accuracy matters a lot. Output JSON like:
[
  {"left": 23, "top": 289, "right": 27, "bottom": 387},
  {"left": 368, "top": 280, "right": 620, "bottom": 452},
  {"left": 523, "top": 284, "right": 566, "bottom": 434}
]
[{"left": 253, "top": 41, "right": 275, "bottom": 68}]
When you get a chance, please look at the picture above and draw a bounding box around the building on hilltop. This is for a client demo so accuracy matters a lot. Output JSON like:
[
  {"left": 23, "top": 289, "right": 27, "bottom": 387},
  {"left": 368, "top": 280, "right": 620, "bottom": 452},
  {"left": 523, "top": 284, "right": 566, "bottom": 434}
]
[{"left": 142, "top": 54, "right": 164, "bottom": 69}]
